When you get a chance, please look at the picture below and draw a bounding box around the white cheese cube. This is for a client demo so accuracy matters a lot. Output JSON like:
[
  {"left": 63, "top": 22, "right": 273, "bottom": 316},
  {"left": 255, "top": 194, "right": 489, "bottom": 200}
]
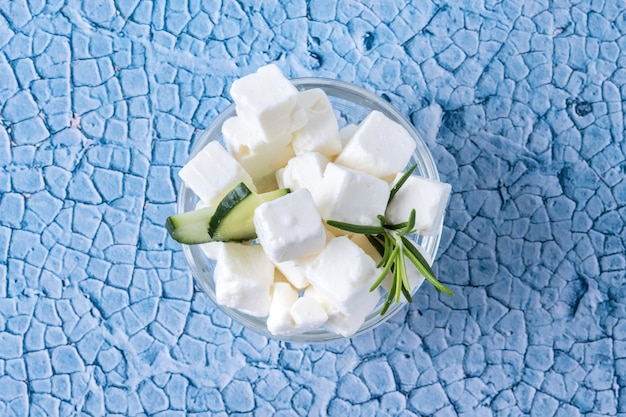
[
  {"left": 222, "top": 115, "right": 292, "bottom": 152},
  {"left": 254, "top": 189, "right": 327, "bottom": 263},
  {"left": 274, "top": 258, "right": 310, "bottom": 290},
  {"left": 267, "top": 282, "right": 298, "bottom": 336},
  {"left": 275, "top": 152, "right": 329, "bottom": 193},
  {"left": 335, "top": 111, "right": 417, "bottom": 179},
  {"left": 222, "top": 116, "right": 294, "bottom": 186},
  {"left": 292, "top": 89, "right": 342, "bottom": 157},
  {"left": 385, "top": 174, "right": 452, "bottom": 235},
  {"left": 291, "top": 295, "right": 328, "bottom": 332},
  {"left": 304, "top": 286, "right": 340, "bottom": 316},
  {"left": 214, "top": 243, "right": 274, "bottom": 317},
  {"left": 315, "top": 163, "right": 390, "bottom": 226},
  {"left": 178, "top": 141, "right": 255, "bottom": 205},
  {"left": 350, "top": 233, "right": 391, "bottom": 291},
  {"left": 230, "top": 64, "right": 305, "bottom": 139},
  {"left": 274, "top": 229, "right": 335, "bottom": 289},
  {"left": 305, "top": 286, "right": 379, "bottom": 337},
  {"left": 307, "top": 236, "right": 378, "bottom": 314},
  {"left": 339, "top": 123, "right": 358, "bottom": 147},
  {"left": 326, "top": 289, "right": 379, "bottom": 337}
]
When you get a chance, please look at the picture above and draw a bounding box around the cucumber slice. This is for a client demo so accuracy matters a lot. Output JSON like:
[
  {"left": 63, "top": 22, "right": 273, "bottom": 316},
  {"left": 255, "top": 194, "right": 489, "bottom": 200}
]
[
  {"left": 166, "top": 182, "right": 290, "bottom": 245},
  {"left": 165, "top": 206, "right": 217, "bottom": 245},
  {"left": 209, "top": 182, "right": 290, "bottom": 242}
]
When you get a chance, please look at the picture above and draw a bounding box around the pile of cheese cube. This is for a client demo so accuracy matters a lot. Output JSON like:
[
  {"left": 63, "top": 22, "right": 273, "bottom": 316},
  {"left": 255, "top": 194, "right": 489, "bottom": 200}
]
[{"left": 178, "top": 64, "right": 451, "bottom": 337}]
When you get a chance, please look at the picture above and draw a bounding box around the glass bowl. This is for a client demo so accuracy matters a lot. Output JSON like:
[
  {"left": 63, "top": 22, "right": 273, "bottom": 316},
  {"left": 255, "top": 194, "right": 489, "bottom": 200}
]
[{"left": 176, "top": 77, "right": 442, "bottom": 344}]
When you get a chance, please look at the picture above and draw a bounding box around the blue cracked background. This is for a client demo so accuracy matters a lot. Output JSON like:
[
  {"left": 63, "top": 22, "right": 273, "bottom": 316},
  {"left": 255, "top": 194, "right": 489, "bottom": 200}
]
[{"left": 0, "top": 0, "right": 625, "bottom": 415}]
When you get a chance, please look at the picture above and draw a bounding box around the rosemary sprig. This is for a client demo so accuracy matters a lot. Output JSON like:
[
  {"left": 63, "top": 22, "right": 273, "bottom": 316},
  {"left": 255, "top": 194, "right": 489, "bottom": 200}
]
[{"left": 326, "top": 164, "right": 453, "bottom": 315}]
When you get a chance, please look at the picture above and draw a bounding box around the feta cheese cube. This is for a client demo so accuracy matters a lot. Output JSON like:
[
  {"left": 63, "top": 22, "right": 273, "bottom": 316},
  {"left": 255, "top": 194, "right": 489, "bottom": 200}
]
[
  {"left": 214, "top": 243, "right": 274, "bottom": 317},
  {"left": 307, "top": 236, "right": 378, "bottom": 313},
  {"left": 326, "top": 289, "right": 379, "bottom": 337},
  {"left": 305, "top": 286, "right": 379, "bottom": 337},
  {"left": 304, "top": 286, "right": 339, "bottom": 315},
  {"left": 335, "top": 110, "right": 417, "bottom": 179},
  {"left": 274, "top": 258, "right": 310, "bottom": 290},
  {"left": 291, "top": 295, "right": 328, "bottom": 332},
  {"left": 350, "top": 234, "right": 389, "bottom": 286},
  {"left": 350, "top": 234, "right": 393, "bottom": 292},
  {"left": 179, "top": 141, "right": 255, "bottom": 205},
  {"left": 315, "top": 163, "right": 390, "bottom": 226},
  {"left": 222, "top": 116, "right": 294, "bottom": 186},
  {"left": 275, "top": 152, "right": 329, "bottom": 193},
  {"left": 292, "top": 89, "right": 342, "bottom": 157},
  {"left": 274, "top": 229, "right": 335, "bottom": 289},
  {"left": 385, "top": 174, "right": 452, "bottom": 235},
  {"left": 230, "top": 64, "right": 305, "bottom": 139},
  {"left": 254, "top": 189, "right": 327, "bottom": 263},
  {"left": 267, "top": 282, "right": 298, "bottom": 336},
  {"left": 339, "top": 123, "right": 358, "bottom": 147}
]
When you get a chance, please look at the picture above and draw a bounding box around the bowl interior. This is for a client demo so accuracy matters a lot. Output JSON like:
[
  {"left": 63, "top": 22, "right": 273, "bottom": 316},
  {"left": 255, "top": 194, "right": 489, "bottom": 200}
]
[{"left": 177, "top": 78, "right": 442, "bottom": 343}]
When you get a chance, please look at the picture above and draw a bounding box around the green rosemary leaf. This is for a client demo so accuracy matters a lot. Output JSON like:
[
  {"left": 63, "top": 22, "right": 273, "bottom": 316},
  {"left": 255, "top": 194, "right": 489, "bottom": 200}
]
[
  {"left": 384, "top": 221, "right": 408, "bottom": 230},
  {"left": 399, "top": 248, "right": 411, "bottom": 296},
  {"left": 380, "top": 276, "right": 396, "bottom": 315},
  {"left": 369, "top": 244, "right": 398, "bottom": 292},
  {"left": 394, "top": 252, "right": 404, "bottom": 303},
  {"left": 366, "top": 234, "right": 385, "bottom": 256},
  {"left": 399, "top": 253, "right": 413, "bottom": 302},
  {"left": 401, "top": 284, "right": 412, "bottom": 302},
  {"left": 401, "top": 237, "right": 454, "bottom": 296},
  {"left": 404, "top": 247, "right": 450, "bottom": 295},
  {"left": 375, "top": 234, "right": 390, "bottom": 268},
  {"left": 399, "top": 209, "right": 416, "bottom": 235},
  {"left": 367, "top": 234, "right": 387, "bottom": 268},
  {"left": 401, "top": 243, "right": 432, "bottom": 282},
  {"left": 400, "top": 236, "right": 436, "bottom": 280},
  {"left": 326, "top": 220, "right": 384, "bottom": 235},
  {"left": 388, "top": 163, "right": 417, "bottom": 203}
]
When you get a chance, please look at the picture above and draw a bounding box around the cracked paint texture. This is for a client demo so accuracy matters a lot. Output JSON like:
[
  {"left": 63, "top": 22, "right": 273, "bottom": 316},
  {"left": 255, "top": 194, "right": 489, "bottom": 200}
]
[{"left": 1, "top": 0, "right": 625, "bottom": 416}]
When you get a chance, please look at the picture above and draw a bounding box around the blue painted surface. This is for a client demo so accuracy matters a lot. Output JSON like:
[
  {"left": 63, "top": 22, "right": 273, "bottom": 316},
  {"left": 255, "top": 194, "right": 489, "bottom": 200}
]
[{"left": 1, "top": 0, "right": 625, "bottom": 415}]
